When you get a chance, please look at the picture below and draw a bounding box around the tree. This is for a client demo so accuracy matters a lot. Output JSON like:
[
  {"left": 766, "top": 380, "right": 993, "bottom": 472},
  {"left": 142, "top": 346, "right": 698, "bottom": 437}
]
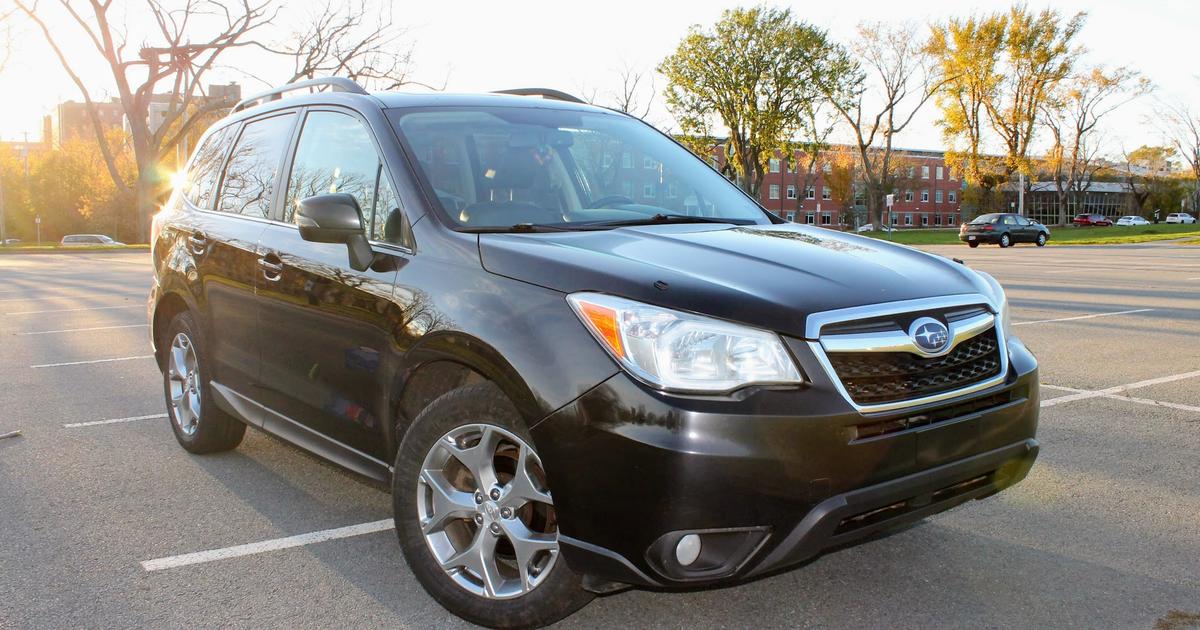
[
  {"left": 15, "top": 0, "right": 273, "bottom": 242},
  {"left": 579, "top": 61, "right": 656, "bottom": 120},
  {"left": 1120, "top": 146, "right": 1177, "bottom": 213},
  {"left": 824, "top": 148, "right": 858, "bottom": 223},
  {"left": 1157, "top": 99, "right": 1200, "bottom": 213},
  {"left": 1040, "top": 66, "right": 1151, "bottom": 223},
  {"left": 0, "top": 5, "right": 14, "bottom": 72},
  {"left": 827, "top": 21, "right": 942, "bottom": 229},
  {"left": 658, "top": 6, "right": 856, "bottom": 197},
  {"left": 930, "top": 7, "right": 1086, "bottom": 186},
  {"left": 253, "top": 1, "right": 430, "bottom": 90}
]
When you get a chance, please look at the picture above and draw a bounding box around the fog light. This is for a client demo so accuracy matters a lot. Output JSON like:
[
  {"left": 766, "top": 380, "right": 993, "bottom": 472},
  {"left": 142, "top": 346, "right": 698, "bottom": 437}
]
[{"left": 675, "top": 534, "right": 702, "bottom": 566}]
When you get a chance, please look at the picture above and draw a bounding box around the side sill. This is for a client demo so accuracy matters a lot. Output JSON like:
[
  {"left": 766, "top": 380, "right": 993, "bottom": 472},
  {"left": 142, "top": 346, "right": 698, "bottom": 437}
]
[{"left": 209, "top": 381, "right": 392, "bottom": 483}]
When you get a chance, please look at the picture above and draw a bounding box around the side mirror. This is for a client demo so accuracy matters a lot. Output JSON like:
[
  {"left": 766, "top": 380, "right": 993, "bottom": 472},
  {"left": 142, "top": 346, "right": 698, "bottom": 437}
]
[{"left": 296, "top": 193, "right": 375, "bottom": 271}]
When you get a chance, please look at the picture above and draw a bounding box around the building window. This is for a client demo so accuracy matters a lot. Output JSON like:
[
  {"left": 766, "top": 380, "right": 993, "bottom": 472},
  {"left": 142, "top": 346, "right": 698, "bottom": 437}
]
[
  {"left": 769, "top": 158, "right": 780, "bottom": 173},
  {"left": 921, "top": 189, "right": 930, "bottom": 202},
  {"left": 805, "top": 186, "right": 815, "bottom": 200},
  {"left": 921, "top": 165, "right": 930, "bottom": 179},
  {"left": 821, "top": 213, "right": 832, "bottom": 225},
  {"left": 643, "top": 183, "right": 655, "bottom": 198},
  {"left": 935, "top": 214, "right": 942, "bottom": 226},
  {"left": 667, "top": 183, "right": 678, "bottom": 199},
  {"left": 936, "top": 166, "right": 944, "bottom": 179},
  {"left": 904, "top": 214, "right": 913, "bottom": 226},
  {"left": 786, "top": 185, "right": 797, "bottom": 199},
  {"left": 601, "top": 153, "right": 613, "bottom": 168},
  {"left": 622, "top": 152, "right": 632, "bottom": 168},
  {"left": 891, "top": 213, "right": 898, "bottom": 225},
  {"left": 949, "top": 214, "right": 957, "bottom": 225},
  {"left": 822, "top": 162, "right": 832, "bottom": 174},
  {"left": 806, "top": 212, "right": 815, "bottom": 224},
  {"left": 621, "top": 180, "right": 633, "bottom": 196},
  {"left": 935, "top": 189, "right": 943, "bottom": 203},
  {"left": 949, "top": 190, "right": 957, "bottom": 203},
  {"left": 822, "top": 187, "right": 831, "bottom": 200},
  {"left": 644, "top": 156, "right": 658, "bottom": 169},
  {"left": 921, "top": 214, "right": 929, "bottom": 226},
  {"left": 907, "top": 166, "right": 915, "bottom": 178},
  {"left": 769, "top": 184, "right": 780, "bottom": 200},
  {"left": 786, "top": 211, "right": 796, "bottom": 222},
  {"left": 904, "top": 190, "right": 914, "bottom": 202}
]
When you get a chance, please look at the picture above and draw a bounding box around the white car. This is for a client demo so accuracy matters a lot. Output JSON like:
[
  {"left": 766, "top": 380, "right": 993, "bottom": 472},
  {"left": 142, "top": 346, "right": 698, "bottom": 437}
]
[
  {"left": 1115, "top": 216, "right": 1150, "bottom": 226},
  {"left": 854, "top": 223, "right": 895, "bottom": 233},
  {"left": 1165, "top": 212, "right": 1197, "bottom": 224},
  {"left": 60, "top": 234, "right": 125, "bottom": 246}
]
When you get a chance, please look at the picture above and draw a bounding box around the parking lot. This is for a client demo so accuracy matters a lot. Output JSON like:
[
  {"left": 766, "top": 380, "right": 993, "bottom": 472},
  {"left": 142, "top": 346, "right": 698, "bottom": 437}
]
[{"left": 1, "top": 241, "right": 1198, "bottom": 629}]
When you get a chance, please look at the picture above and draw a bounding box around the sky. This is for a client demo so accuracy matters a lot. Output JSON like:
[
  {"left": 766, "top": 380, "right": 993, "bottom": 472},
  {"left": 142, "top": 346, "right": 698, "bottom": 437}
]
[{"left": 0, "top": 0, "right": 1196, "bottom": 159}]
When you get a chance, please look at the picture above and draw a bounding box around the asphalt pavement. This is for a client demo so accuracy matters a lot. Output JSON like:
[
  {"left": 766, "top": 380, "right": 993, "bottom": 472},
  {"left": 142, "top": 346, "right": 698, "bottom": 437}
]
[{"left": 1, "top": 241, "right": 1198, "bottom": 629}]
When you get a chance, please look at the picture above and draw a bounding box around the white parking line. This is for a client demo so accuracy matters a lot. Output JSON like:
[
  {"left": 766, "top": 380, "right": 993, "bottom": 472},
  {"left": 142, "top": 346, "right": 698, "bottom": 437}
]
[
  {"left": 31, "top": 355, "right": 154, "bottom": 368},
  {"left": 1042, "top": 384, "right": 1200, "bottom": 415},
  {"left": 141, "top": 519, "right": 395, "bottom": 571},
  {"left": 6, "top": 304, "right": 141, "bottom": 316},
  {"left": 17, "top": 323, "right": 149, "bottom": 336},
  {"left": 1041, "top": 370, "right": 1200, "bottom": 408},
  {"left": 1014, "top": 308, "right": 1154, "bottom": 326},
  {"left": 0, "top": 293, "right": 144, "bottom": 304},
  {"left": 63, "top": 413, "right": 167, "bottom": 428}
]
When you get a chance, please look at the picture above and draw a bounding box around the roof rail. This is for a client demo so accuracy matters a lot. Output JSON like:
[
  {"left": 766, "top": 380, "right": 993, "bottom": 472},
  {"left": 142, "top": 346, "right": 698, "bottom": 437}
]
[
  {"left": 492, "top": 88, "right": 586, "bottom": 104},
  {"left": 233, "top": 77, "right": 369, "bottom": 112}
]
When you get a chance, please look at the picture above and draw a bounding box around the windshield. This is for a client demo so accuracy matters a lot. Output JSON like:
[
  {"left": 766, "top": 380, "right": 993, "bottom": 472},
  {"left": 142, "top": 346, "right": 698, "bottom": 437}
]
[
  {"left": 970, "top": 214, "right": 1001, "bottom": 225},
  {"left": 388, "top": 107, "right": 770, "bottom": 230}
]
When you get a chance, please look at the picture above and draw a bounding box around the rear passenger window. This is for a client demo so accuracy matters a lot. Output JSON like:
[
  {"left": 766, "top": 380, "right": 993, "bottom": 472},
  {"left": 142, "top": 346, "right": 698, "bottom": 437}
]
[
  {"left": 284, "top": 110, "right": 409, "bottom": 245},
  {"left": 184, "top": 125, "right": 235, "bottom": 210},
  {"left": 218, "top": 113, "right": 296, "bottom": 219}
]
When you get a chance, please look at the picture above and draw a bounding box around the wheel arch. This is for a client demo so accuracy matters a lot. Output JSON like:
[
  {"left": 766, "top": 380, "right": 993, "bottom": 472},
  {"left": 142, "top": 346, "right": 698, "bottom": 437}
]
[{"left": 151, "top": 290, "right": 199, "bottom": 370}]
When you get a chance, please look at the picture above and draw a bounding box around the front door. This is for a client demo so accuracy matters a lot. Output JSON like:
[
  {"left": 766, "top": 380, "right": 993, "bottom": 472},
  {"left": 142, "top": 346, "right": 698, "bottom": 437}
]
[{"left": 254, "top": 109, "right": 408, "bottom": 461}]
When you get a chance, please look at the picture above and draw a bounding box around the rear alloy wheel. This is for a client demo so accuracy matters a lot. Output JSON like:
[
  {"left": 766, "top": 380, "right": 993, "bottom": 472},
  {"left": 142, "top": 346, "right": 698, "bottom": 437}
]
[
  {"left": 1036, "top": 233, "right": 1047, "bottom": 247},
  {"left": 160, "top": 311, "right": 245, "bottom": 453},
  {"left": 999, "top": 233, "right": 1011, "bottom": 248},
  {"left": 393, "top": 383, "right": 592, "bottom": 629}
]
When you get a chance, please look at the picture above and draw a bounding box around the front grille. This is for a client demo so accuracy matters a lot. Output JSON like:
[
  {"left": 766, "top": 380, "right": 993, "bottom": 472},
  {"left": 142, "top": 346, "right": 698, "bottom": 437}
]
[
  {"left": 827, "top": 328, "right": 1002, "bottom": 405},
  {"left": 852, "top": 390, "right": 1017, "bottom": 440}
]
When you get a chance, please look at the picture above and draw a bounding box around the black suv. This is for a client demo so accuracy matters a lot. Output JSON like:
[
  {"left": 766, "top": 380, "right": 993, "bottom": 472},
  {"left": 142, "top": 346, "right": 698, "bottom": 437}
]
[
  {"left": 959, "top": 213, "right": 1051, "bottom": 248},
  {"left": 148, "top": 78, "right": 1040, "bottom": 628}
]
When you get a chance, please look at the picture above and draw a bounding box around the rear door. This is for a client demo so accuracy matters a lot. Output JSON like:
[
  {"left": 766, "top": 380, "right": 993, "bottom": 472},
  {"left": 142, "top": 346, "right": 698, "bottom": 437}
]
[
  {"left": 254, "top": 108, "right": 409, "bottom": 463},
  {"left": 197, "top": 112, "right": 298, "bottom": 407}
]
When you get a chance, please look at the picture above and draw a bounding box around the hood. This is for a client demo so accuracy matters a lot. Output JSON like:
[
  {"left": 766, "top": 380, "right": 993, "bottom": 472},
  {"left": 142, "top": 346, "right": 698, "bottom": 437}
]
[{"left": 479, "top": 223, "right": 990, "bottom": 340}]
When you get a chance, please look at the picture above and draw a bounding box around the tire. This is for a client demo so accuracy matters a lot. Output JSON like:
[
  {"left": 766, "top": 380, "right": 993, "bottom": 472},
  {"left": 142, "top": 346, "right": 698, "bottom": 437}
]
[
  {"left": 160, "top": 310, "right": 246, "bottom": 454},
  {"left": 999, "top": 233, "right": 1011, "bottom": 248},
  {"left": 968, "top": 241, "right": 980, "bottom": 248},
  {"left": 393, "top": 383, "right": 593, "bottom": 629},
  {"left": 1036, "top": 233, "right": 1047, "bottom": 247}
]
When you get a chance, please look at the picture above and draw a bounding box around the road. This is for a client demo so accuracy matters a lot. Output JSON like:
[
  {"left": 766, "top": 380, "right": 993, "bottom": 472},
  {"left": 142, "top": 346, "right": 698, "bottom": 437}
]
[{"left": 1, "top": 241, "right": 1198, "bottom": 629}]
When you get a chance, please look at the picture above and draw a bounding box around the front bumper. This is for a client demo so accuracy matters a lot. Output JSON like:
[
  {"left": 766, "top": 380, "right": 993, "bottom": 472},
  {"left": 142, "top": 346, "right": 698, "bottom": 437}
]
[{"left": 532, "top": 335, "right": 1040, "bottom": 588}]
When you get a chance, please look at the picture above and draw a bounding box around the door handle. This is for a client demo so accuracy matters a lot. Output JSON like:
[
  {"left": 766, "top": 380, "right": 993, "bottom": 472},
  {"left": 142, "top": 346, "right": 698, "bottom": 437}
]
[
  {"left": 187, "top": 233, "right": 208, "bottom": 255},
  {"left": 258, "top": 256, "right": 283, "bottom": 281}
]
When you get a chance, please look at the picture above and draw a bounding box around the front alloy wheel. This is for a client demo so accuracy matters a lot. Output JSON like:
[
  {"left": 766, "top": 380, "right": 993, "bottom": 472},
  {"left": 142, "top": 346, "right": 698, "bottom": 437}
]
[{"left": 418, "top": 424, "right": 559, "bottom": 599}]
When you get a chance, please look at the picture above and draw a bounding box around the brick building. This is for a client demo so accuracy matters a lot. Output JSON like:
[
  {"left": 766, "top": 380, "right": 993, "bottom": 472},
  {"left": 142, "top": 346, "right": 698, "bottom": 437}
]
[
  {"left": 718, "top": 145, "right": 965, "bottom": 229},
  {"left": 52, "top": 99, "right": 124, "bottom": 147}
]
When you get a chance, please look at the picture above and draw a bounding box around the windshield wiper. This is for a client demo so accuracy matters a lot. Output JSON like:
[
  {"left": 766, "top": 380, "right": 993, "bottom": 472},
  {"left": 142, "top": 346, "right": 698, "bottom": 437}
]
[
  {"left": 459, "top": 223, "right": 577, "bottom": 234},
  {"left": 575, "top": 214, "right": 753, "bottom": 229}
]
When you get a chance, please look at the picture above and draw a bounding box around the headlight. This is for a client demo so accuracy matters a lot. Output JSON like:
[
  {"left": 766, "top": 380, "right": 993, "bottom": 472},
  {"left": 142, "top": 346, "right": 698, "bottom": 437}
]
[
  {"left": 976, "top": 271, "right": 1014, "bottom": 340},
  {"left": 567, "top": 292, "right": 803, "bottom": 393}
]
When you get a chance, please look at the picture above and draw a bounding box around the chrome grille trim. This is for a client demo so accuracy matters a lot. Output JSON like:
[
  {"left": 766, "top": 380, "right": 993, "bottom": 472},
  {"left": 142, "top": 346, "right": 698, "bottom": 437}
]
[{"left": 806, "top": 294, "right": 1009, "bottom": 414}]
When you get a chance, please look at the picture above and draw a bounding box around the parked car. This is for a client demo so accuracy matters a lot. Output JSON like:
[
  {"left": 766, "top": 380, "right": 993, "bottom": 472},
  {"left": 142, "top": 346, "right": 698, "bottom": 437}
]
[
  {"left": 1, "top": 238, "right": 20, "bottom": 245},
  {"left": 854, "top": 223, "right": 894, "bottom": 233},
  {"left": 959, "top": 213, "right": 1050, "bottom": 248},
  {"left": 1115, "top": 216, "right": 1151, "bottom": 226},
  {"left": 60, "top": 234, "right": 124, "bottom": 246},
  {"left": 1072, "top": 213, "right": 1112, "bottom": 227},
  {"left": 1165, "top": 212, "right": 1197, "bottom": 224},
  {"left": 148, "top": 79, "right": 1040, "bottom": 629}
]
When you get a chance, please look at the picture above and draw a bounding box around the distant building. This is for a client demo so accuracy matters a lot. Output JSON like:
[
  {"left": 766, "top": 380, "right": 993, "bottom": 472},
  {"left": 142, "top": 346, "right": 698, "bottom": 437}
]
[
  {"left": 53, "top": 99, "right": 123, "bottom": 147},
  {"left": 144, "top": 82, "right": 242, "bottom": 135},
  {"left": 1002, "top": 181, "right": 1136, "bottom": 225}
]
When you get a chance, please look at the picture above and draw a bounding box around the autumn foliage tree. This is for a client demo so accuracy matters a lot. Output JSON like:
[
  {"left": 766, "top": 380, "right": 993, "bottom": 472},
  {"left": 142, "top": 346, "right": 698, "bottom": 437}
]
[{"left": 658, "top": 6, "right": 857, "bottom": 197}]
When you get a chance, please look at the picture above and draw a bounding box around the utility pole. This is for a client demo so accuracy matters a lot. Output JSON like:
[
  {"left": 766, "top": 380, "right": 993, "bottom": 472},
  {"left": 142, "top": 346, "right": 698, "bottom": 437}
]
[
  {"left": 0, "top": 167, "right": 7, "bottom": 244},
  {"left": 1018, "top": 171, "right": 1025, "bottom": 216}
]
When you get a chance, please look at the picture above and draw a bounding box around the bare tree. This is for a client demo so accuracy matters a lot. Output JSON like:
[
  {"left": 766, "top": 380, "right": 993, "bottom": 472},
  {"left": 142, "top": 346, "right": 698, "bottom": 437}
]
[
  {"left": 1040, "top": 66, "right": 1151, "bottom": 223},
  {"left": 0, "top": 5, "right": 15, "bottom": 72},
  {"left": 16, "top": 0, "right": 273, "bottom": 241},
  {"left": 1157, "top": 99, "right": 1200, "bottom": 212},
  {"left": 825, "top": 21, "right": 944, "bottom": 229},
  {"left": 255, "top": 1, "right": 434, "bottom": 90},
  {"left": 578, "top": 62, "right": 655, "bottom": 120}
]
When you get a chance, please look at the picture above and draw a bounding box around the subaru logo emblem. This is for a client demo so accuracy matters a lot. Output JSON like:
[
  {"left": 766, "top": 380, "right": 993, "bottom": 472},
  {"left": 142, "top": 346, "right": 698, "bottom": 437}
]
[{"left": 909, "top": 317, "right": 950, "bottom": 354}]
